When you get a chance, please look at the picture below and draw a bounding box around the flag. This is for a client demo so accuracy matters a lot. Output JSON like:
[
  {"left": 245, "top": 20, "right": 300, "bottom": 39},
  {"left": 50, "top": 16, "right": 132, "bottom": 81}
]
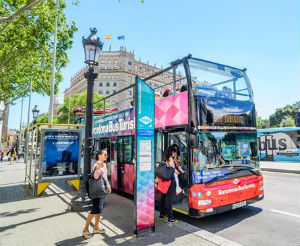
[
  {"left": 104, "top": 35, "right": 112, "bottom": 39},
  {"left": 118, "top": 35, "right": 125, "bottom": 40}
]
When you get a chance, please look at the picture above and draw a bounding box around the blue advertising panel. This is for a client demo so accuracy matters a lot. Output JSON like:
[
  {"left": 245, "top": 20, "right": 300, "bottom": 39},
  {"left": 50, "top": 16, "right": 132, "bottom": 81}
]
[
  {"left": 93, "top": 108, "right": 135, "bottom": 138},
  {"left": 39, "top": 129, "right": 81, "bottom": 181},
  {"left": 134, "top": 77, "right": 155, "bottom": 234}
]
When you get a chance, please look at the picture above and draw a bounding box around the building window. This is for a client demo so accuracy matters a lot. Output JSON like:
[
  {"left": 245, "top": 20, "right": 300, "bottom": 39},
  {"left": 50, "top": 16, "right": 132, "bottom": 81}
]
[
  {"left": 99, "top": 82, "right": 103, "bottom": 87},
  {"left": 106, "top": 91, "right": 110, "bottom": 95},
  {"left": 107, "top": 60, "right": 111, "bottom": 64},
  {"left": 128, "top": 91, "right": 132, "bottom": 96},
  {"left": 101, "top": 59, "right": 106, "bottom": 64},
  {"left": 128, "top": 61, "right": 132, "bottom": 66},
  {"left": 99, "top": 90, "right": 103, "bottom": 95},
  {"left": 106, "top": 82, "right": 110, "bottom": 87},
  {"left": 113, "top": 90, "right": 117, "bottom": 94},
  {"left": 113, "top": 82, "right": 117, "bottom": 87}
]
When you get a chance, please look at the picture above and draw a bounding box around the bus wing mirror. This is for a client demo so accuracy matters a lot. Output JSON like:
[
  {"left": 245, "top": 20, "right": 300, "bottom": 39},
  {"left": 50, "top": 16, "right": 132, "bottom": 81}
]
[{"left": 185, "top": 126, "right": 198, "bottom": 135}]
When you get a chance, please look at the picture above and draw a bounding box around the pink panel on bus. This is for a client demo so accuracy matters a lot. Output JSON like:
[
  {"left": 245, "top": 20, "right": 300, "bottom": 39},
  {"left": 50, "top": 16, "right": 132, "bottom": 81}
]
[
  {"left": 155, "top": 91, "right": 188, "bottom": 129},
  {"left": 122, "top": 163, "right": 134, "bottom": 195},
  {"left": 110, "top": 162, "right": 118, "bottom": 190}
]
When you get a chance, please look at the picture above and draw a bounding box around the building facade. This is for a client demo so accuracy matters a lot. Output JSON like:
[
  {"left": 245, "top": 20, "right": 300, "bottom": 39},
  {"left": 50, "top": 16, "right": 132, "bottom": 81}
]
[{"left": 64, "top": 47, "right": 182, "bottom": 110}]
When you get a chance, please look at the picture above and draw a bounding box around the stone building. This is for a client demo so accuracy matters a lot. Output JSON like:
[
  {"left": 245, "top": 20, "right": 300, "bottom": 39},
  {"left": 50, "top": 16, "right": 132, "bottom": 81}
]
[{"left": 64, "top": 47, "right": 183, "bottom": 110}]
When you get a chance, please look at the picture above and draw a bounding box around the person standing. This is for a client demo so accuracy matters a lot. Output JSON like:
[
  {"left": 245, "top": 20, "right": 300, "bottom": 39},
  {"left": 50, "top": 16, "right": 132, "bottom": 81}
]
[
  {"left": 82, "top": 149, "right": 111, "bottom": 239},
  {"left": 0, "top": 150, "right": 4, "bottom": 162},
  {"left": 157, "top": 147, "right": 177, "bottom": 222}
]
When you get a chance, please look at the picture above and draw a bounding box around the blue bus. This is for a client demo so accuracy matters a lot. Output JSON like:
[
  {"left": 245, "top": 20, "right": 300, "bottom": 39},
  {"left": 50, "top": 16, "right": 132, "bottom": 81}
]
[{"left": 258, "top": 127, "right": 300, "bottom": 162}]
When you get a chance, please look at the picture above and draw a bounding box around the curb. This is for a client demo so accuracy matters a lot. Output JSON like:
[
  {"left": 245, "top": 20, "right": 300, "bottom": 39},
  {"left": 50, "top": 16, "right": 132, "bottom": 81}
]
[
  {"left": 261, "top": 168, "right": 300, "bottom": 174},
  {"left": 175, "top": 220, "right": 243, "bottom": 246}
]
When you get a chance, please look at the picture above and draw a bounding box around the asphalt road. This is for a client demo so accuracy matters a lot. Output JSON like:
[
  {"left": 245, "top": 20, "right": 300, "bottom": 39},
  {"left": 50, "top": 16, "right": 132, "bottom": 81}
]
[{"left": 176, "top": 171, "right": 300, "bottom": 246}]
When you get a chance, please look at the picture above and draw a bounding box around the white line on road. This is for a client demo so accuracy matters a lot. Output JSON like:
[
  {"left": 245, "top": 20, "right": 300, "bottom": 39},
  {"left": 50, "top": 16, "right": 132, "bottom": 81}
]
[{"left": 270, "top": 209, "right": 300, "bottom": 219}]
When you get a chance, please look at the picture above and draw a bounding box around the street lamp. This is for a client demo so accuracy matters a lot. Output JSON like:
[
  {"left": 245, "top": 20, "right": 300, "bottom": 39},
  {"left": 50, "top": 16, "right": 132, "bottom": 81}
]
[
  {"left": 32, "top": 105, "right": 40, "bottom": 124},
  {"left": 282, "top": 116, "right": 286, "bottom": 127},
  {"left": 70, "top": 28, "right": 103, "bottom": 212}
]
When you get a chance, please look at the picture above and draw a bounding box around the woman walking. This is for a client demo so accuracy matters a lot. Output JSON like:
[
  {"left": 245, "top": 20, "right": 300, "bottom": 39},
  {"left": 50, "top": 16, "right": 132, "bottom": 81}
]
[
  {"left": 157, "top": 146, "right": 177, "bottom": 222},
  {"left": 8, "top": 148, "right": 16, "bottom": 165},
  {"left": 82, "top": 149, "right": 111, "bottom": 239}
]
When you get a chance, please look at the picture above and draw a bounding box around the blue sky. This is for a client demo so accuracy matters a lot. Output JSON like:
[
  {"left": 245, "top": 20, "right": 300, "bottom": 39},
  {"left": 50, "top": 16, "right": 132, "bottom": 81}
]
[{"left": 9, "top": 0, "right": 300, "bottom": 128}]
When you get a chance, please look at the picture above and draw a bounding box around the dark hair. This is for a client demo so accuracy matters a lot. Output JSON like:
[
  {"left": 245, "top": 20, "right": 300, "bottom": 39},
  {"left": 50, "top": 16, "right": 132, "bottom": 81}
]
[
  {"left": 162, "top": 146, "right": 177, "bottom": 162},
  {"left": 171, "top": 144, "right": 180, "bottom": 157},
  {"left": 162, "top": 91, "right": 170, "bottom": 97},
  {"left": 95, "top": 148, "right": 108, "bottom": 161},
  {"left": 180, "top": 85, "right": 187, "bottom": 92},
  {"left": 162, "top": 147, "right": 172, "bottom": 162}
]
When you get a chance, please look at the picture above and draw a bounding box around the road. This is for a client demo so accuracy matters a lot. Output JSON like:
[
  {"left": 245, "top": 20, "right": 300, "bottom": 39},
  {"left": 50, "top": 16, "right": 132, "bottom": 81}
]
[{"left": 176, "top": 171, "right": 300, "bottom": 246}]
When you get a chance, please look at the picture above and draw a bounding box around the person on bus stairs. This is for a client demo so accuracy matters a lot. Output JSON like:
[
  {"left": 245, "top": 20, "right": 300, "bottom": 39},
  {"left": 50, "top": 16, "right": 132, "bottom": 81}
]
[
  {"left": 82, "top": 149, "right": 112, "bottom": 239},
  {"left": 171, "top": 144, "right": 185, "bottom": 195},
  {"left": 157, "top": 147, "right": 177, "bottom": 223}
]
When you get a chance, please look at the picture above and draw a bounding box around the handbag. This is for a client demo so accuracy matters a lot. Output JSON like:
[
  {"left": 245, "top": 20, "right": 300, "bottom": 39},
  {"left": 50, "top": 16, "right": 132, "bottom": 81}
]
[
  {"left": 88, "top": 169, "right": 107, "bottom": 199},
  {"left": 155, "top": 162, "right": 175, "bottom": 180}
]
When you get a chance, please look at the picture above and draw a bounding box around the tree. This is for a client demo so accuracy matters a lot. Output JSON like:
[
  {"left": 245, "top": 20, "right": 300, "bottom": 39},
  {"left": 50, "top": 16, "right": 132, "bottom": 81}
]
[
  {"left": 0, "top": 0, "right": 77, "bottom": 121},
  {"left": 269, "top": 101, "right": 300, "bottom": 127},
  {"left": 57, "top": 92, "right": 106, "bottom": 124},
  {"left": 256, "top": 116, "right": 268, "bottom": 129}
]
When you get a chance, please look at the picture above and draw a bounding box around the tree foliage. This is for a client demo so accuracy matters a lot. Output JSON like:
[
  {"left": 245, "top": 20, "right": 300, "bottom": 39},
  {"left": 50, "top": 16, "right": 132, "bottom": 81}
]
[
  {"left": 57, "top": 92, "right": 106, "bottom": 124},
  {"left": 256, "top": 116, "right": 268, "bottom": 129},
  {"left": 269, "top": 101, "right": 299, "bottom": 127},
  {"left": 0, "top": 0, "right": 77, "bottom": 108}
]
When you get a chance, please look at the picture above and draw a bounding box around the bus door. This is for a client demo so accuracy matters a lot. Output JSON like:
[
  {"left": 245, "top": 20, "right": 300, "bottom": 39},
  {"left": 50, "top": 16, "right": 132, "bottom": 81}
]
[
  {"left": 167, "top": 131, "right": 189, "bottom": 213},
  {"left": 117, "top": 136, "right": 135, "bottom": 195}
]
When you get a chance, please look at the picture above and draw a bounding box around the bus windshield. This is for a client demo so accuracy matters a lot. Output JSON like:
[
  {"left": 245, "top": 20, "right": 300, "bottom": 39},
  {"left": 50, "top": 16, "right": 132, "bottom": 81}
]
[
  {"left": 188, "top": 58, "right": 253, "bottom": 102},
  {"left": 192, "top": 131, "right": 259, "bottom": 172}
]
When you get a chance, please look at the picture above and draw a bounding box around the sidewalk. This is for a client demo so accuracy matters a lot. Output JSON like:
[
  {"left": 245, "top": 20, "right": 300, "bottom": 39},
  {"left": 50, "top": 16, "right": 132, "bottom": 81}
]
[
  {"left": 260, "top": 161, "right": 300, "bottom": 174},
  {"left": 0, "top": 159, "right": 241, "bottom": 246}
]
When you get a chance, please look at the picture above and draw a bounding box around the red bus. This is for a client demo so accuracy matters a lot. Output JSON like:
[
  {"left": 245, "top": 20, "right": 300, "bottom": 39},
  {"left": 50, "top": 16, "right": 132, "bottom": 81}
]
[{"left": 92, "top": 55, "right": 264, "bottom": 217}]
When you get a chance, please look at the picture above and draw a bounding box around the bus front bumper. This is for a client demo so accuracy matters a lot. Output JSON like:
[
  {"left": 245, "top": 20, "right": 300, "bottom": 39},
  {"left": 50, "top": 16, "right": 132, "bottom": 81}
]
[{"left": 189, "top": 194, "right": 264, "bottom": 218}]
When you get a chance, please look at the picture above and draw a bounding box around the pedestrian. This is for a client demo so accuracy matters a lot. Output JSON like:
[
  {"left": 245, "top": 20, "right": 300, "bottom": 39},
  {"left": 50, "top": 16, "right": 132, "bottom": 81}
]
[
  {"left": 157, "top": 147, "right": 177, "bottom": 222},
  {"left": 171, "top": 144, "right": 185, "bottom": 194},
  {"left": 8, "top": 148, "right": 16, "bottom": 165},
  {"left": 82, "top": 149, "right": 111, "bottom": 239},
  {"left": 0, "top": 150, "right": 4, "bottom": 162}
]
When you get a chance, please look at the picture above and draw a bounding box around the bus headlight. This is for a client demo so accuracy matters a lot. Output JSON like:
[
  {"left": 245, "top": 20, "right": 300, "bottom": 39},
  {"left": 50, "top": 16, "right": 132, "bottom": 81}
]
[{"left": 198, "top": 200, "right": 212, "bottom": 206}]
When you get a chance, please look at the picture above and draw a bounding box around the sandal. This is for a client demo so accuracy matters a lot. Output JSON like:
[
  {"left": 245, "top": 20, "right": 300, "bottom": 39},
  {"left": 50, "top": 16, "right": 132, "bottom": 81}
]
[
  {"left": 93, "top": 228, "right": 105, "bottom": 234},
  {"left": 82, "top": 231, "right": 93, "bottom": 239}
]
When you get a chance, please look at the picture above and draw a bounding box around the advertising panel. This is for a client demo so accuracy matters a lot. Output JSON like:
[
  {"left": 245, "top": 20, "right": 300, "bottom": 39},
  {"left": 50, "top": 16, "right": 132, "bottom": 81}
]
[
  {"left": 134, "top": 77, "right": 155, "bottom": 234},
  {"left": 93, "top": 108, "right": 135, "bottom": 138},
  {"left": 39, "top": 129, "right": 81, "bottom": 181}
]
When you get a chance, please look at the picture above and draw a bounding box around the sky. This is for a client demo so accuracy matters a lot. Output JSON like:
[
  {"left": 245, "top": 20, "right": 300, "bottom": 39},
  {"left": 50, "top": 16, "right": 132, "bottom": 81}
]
[{"left": 8, "top": 0, "right": 300, "bottom": 129}]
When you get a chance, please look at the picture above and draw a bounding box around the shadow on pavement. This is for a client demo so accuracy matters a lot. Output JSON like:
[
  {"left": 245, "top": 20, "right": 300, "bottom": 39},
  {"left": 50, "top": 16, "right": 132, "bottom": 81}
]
[
  {"left": 0, "top": 208, "right": 39, "bottom": 217},
  {"left": 0, "top": 211, "right": 68, "bottom": 233},
  {"left": 175, "top": 205, "right": 263, "bottom": 234}
]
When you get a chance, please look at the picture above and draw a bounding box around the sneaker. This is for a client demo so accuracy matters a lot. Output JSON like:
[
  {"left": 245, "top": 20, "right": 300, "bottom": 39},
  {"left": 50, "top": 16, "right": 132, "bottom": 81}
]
[{"left": 168, "top": 217, "right": 176, "bottom": 222}]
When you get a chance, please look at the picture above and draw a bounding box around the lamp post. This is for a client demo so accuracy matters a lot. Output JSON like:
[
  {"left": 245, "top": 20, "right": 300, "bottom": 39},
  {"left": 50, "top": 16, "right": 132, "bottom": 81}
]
[
  {"left": 32, "top": 105, "right": 40, "bottom": 124},
  {"left": 70, "top": 28, "right": 103, "bottom": 212},
  {"left": 282, "top": 116, "right": 286, "bottom": 127}
]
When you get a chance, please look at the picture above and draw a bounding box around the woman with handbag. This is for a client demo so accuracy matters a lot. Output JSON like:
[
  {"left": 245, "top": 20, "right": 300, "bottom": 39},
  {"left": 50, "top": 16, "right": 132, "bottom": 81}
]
[
  {"left": 157, "top": 146, "right": 177, "bottom": 222},
  {"left": 82, "top": 149, "right": 111, "bottom": 239}
]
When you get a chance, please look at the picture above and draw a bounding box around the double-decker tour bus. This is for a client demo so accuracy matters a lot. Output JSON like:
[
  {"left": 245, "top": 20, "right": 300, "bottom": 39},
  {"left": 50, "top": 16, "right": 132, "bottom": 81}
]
[
  {"left": 258, "top": 127, "right": 300, "bottom": 162},
  {"left": 92, "top": 55, "right": 264, "bottom": 217}
]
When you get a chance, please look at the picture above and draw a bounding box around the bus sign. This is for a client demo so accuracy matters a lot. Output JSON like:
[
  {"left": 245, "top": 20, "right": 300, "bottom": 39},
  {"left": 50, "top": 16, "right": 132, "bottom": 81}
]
[{"left": 134, "top": 77, "right": 155, "bottom": 234}]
